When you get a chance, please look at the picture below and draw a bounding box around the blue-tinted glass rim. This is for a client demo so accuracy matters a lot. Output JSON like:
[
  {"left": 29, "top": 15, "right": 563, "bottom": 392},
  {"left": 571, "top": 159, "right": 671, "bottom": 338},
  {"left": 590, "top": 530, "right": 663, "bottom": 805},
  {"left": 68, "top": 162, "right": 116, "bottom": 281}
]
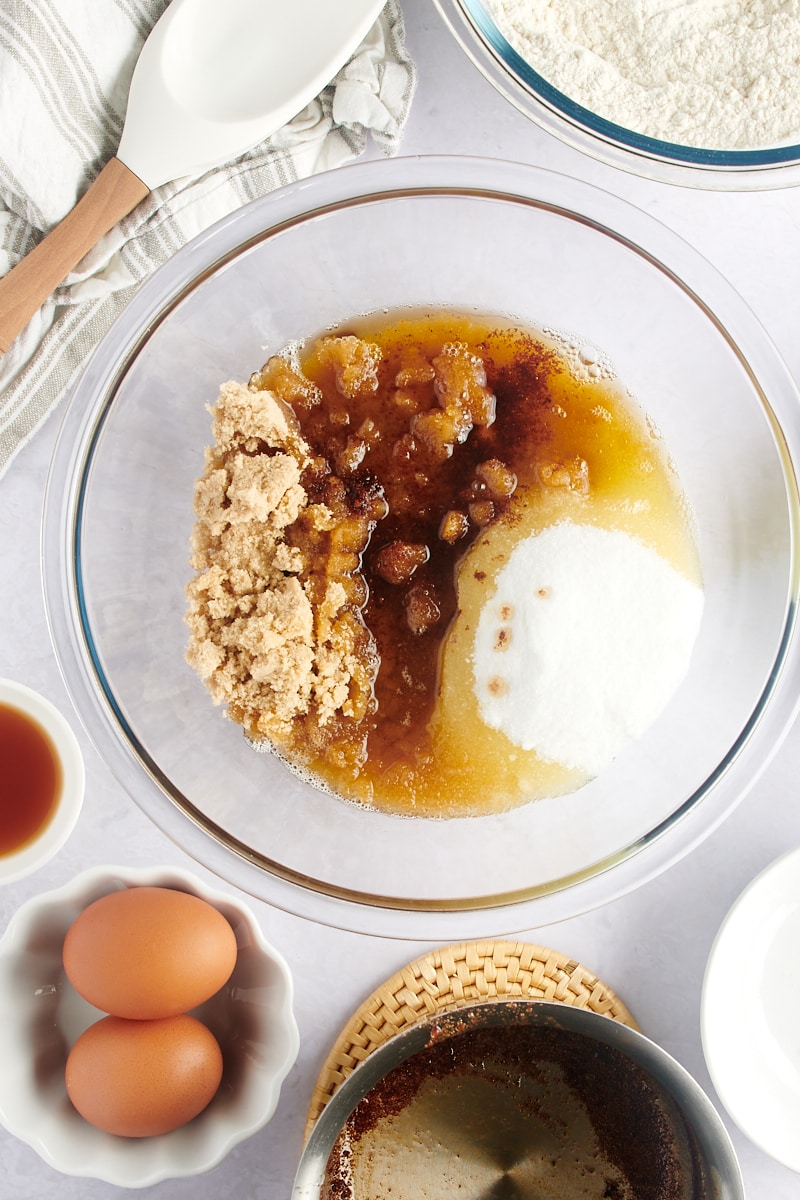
[{"left": 463, "top": 0, "right": 800, "bottom": 168}]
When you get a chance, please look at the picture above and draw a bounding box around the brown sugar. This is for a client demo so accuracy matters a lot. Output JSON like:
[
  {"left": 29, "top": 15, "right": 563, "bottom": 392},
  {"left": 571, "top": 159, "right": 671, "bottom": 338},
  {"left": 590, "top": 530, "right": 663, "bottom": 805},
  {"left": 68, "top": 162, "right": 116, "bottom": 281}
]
[{"left": 184, "top": 380, "right": 377, "bottom": 752}]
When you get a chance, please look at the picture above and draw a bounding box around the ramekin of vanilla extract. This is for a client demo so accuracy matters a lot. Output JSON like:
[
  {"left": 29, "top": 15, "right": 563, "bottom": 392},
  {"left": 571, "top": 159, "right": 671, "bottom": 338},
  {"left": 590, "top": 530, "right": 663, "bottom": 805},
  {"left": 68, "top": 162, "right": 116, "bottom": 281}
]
[{"left": 0, "top": 680, "right": 84, "bottom": 884}]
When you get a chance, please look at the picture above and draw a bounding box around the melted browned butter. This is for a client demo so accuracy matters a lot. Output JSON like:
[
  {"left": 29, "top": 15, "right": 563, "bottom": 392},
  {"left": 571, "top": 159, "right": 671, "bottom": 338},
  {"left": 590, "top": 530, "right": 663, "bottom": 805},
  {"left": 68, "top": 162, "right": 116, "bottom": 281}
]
[{"left": 260, "top": 312, "right": 699, "bottom": 817}]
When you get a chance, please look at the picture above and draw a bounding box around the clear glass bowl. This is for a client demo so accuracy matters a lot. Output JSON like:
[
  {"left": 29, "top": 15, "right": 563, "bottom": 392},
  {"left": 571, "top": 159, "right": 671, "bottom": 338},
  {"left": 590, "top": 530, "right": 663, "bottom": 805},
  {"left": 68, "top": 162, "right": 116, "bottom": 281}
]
[
  {"left": 43, "top": 156, "right": 800, "bottom": 938},
  {"left": 434, "top": 0, "right": 800, "bottom": 190}
]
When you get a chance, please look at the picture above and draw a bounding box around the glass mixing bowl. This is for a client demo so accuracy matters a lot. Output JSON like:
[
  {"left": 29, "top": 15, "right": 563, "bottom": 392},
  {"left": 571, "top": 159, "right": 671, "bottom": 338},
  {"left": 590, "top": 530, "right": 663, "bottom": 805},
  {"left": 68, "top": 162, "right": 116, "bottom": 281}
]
[
  {"left": 434, "top": 0, "right": 800, "bottom": 190},
  {"left": 43, "top": 156, "right": 800, "bottom": 938}
]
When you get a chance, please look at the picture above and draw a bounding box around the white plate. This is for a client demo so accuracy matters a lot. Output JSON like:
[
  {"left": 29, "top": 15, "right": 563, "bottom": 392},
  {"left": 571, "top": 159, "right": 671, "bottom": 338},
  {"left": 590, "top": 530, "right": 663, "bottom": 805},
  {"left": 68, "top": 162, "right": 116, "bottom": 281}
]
[{"left": 701, "top": 844, "right": 800, "bottom": 1172}]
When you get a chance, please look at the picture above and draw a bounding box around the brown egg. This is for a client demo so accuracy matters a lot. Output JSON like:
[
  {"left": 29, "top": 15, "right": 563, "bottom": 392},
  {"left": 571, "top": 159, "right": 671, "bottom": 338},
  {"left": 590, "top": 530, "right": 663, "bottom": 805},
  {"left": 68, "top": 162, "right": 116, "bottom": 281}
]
[
  {"left": 65, "top": 1014, "right": 224, "bottom": 1137},
  {"left": 62, "top": 886, "right": 237, "bottom": 1018}
]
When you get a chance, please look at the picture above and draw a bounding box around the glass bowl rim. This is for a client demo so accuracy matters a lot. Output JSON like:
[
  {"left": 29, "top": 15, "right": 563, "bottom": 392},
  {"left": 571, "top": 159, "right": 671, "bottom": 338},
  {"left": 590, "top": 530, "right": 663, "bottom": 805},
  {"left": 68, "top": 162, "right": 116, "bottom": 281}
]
[
  {"left": 434, "top": 0, "right": 800, "bottom": 191},
  {"left": 42, "top": 154, "right": 800, "bottom": 939}
]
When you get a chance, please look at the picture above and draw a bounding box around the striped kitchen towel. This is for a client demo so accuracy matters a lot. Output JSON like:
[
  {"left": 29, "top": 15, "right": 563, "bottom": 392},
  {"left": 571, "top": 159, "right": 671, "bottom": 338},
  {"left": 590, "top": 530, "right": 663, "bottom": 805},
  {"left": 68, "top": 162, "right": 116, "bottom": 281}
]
[{"left": 0, "top": 0, "right": 416, "bottom": 477}]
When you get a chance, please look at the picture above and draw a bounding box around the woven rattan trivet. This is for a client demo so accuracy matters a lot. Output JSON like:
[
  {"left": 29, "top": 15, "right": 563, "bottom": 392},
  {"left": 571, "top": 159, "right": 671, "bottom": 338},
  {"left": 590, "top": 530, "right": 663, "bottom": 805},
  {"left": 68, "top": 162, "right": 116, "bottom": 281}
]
[{"left": 304, "top": 939, "right": 637, "bottom": 1140}]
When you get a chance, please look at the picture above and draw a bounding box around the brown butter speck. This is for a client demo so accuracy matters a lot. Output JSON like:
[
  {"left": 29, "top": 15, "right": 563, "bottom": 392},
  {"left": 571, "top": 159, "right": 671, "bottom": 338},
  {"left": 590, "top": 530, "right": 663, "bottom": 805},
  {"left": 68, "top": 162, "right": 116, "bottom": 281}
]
[{"left": 493, "top": 627, "right": 511, "bottom": 651}]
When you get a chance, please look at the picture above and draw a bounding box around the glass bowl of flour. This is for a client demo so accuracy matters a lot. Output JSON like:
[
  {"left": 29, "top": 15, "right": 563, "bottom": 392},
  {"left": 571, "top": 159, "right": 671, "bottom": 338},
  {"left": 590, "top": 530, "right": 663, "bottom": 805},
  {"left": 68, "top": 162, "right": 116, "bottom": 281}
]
[
  {"left": 43, "top": 156, "right": 800, "bottom": 939},
  {"left": 436, "top": 0, "right": 800, "bottom": 188}
]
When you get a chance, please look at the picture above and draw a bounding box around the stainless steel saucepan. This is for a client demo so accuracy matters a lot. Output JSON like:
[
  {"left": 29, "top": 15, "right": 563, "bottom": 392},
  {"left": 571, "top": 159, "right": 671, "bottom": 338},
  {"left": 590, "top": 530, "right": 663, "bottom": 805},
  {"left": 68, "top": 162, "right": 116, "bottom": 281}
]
[{"left": 293, "top": 1000, "right": 743, "bottom": 1200}]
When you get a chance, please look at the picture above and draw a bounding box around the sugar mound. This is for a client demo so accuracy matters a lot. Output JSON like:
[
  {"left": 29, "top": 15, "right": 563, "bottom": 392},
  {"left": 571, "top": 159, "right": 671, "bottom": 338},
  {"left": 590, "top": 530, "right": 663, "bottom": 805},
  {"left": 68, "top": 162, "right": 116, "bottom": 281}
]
[{"left": 472, "top": 521, "right": 704, "bottom": 775}]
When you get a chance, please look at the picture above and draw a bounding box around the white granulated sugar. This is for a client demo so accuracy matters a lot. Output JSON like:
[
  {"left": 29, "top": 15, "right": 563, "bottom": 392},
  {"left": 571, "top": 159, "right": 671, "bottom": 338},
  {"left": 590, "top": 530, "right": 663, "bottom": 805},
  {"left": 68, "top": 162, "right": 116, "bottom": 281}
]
[
  {"left": 472, "top": 522, "right": 704, "bottom": 775},
  {"left": 487, "top": 0, "right": 800, "bottom": 149}
]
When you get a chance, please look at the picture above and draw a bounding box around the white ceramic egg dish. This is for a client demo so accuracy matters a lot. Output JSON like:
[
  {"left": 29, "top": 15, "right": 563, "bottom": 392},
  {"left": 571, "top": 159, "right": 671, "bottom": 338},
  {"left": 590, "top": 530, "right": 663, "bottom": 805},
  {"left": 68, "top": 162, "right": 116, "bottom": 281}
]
[{"left": 0, "top": 864, "right": 299, "bottom": 1186}]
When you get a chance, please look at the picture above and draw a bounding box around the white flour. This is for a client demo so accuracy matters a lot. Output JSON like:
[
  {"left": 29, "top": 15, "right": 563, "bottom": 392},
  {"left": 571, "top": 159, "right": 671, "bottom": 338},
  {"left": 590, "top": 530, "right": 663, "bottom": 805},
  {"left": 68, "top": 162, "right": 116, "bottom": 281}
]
[
  {"left": 472, "top": 522, "right": 704, "bottom": 775},
  {"left": 487, "top": 0, "right": 800, "bottom": 149}
]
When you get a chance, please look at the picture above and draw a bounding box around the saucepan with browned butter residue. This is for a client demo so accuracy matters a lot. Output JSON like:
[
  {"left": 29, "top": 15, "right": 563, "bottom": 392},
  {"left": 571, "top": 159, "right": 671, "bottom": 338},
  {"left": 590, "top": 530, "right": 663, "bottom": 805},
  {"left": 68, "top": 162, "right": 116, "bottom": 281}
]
[{"left": 293, "top": 1000, "right": 743, "bottom": 1200}]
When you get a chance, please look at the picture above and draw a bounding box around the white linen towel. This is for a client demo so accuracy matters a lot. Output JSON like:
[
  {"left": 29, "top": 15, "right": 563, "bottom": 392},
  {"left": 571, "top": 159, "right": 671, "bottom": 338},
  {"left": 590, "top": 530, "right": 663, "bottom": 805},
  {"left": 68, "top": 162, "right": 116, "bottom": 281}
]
[{"left": 0, "top": 0, "right": 416, "bottom": 477}]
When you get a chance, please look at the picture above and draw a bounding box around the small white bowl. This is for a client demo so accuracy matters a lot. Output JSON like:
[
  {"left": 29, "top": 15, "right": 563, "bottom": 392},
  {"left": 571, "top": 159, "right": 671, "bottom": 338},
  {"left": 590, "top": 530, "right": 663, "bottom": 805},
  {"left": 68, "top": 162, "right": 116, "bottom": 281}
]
[
  {"left": 0, "top": 864, "right": 299, "bottom": 1186},
  {"left": 0, "top": 679, "right": 84, "bottom": 885}
]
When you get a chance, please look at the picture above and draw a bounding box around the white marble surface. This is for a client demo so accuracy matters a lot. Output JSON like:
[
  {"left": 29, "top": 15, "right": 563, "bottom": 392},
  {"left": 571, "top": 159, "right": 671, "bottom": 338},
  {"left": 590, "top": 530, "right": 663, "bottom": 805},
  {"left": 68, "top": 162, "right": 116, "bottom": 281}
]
[{"left": 3, "top": 0, "right": 800, "bottom": 1195}]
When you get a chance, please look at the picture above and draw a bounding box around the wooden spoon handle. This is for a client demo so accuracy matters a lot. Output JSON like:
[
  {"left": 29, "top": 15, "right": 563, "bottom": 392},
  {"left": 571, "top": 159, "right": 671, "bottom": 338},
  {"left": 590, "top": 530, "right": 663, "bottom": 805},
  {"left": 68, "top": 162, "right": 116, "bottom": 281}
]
[{"left": 0, "top": 157, "right": 149, "bottom": 355}]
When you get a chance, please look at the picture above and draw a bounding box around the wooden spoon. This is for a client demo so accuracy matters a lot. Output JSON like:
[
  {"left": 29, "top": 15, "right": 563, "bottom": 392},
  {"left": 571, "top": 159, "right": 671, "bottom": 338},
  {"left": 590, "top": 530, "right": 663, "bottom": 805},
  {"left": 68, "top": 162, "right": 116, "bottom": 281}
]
[{"left": 0, "top": 0, "right": 385, "bottom": 354}]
